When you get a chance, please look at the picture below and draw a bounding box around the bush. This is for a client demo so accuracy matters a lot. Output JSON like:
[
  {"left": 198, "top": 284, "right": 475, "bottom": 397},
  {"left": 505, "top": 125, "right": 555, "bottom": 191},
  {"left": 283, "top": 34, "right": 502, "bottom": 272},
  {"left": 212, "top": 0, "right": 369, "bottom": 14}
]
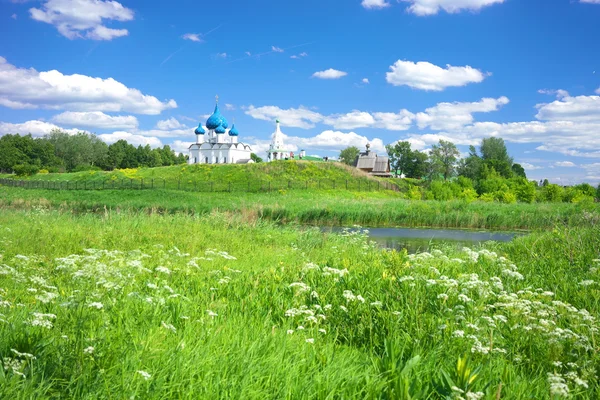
[
  {"left": 13, "top": 163, "right": 40, "bottom": 176},
  {"left": 73, "top": 164, "right": 102, "bottom": 172},
  {"left": 38, "top": 169, "right": 49, "bottom": 174}
]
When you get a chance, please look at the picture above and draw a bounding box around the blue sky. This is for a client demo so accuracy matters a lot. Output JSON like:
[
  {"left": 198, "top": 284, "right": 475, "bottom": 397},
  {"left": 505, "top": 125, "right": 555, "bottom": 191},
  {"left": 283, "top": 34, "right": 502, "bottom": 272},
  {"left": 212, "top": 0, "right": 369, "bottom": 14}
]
[{"left": 1, "top": 0, "right": 599, "bottom": 184}]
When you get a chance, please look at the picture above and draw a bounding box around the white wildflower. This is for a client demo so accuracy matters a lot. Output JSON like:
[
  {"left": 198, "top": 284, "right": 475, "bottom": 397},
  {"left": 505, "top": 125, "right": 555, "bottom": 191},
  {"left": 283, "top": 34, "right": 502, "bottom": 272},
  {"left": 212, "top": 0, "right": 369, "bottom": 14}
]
[
  {"left": 83, "top": 346, "right": 95, "bottom": 355},
  {"left": 318, "top": 329, "right": 326, "bottom": 334},
  {"left": 305, "top": 338, "right": 314, "bottom": 344},
  {"left": 88, "top": 302, "right": 104, "bottom": 310},
  {"left": 161, "top": 321, "right": 176, "bottom": 333},
  {"left": 207, "top": 310, "right": 218, "bottom": 317},
  {"left": 287, "top": 329, "right": 294, "bottom": 335},
  {"left": 155, "top": 266, "right": 171, "bottom": 275},
  {"left": 137, "top": 370, "right": 151, "bottom": 380},
  {"left": 453, "top": 330, "right": 465, "bottom": 338}
]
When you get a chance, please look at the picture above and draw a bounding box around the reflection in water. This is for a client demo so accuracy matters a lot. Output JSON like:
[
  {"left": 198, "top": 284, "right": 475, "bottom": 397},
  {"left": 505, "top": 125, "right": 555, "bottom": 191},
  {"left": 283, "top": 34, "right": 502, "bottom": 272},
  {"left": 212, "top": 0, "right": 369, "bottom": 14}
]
[{"left": 324, "top": 227, "right": 518, "bottom": 253}]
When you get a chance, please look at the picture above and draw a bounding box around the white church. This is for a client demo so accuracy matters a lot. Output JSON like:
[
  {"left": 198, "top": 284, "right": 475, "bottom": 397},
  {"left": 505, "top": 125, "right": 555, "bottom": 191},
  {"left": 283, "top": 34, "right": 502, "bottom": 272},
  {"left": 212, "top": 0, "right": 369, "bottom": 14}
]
[
  {"left": 267, "top": 119, "right": 305, "bottom": 162},
  {"left": 188, "top": 97, "right": 254, "bottom": 164}
]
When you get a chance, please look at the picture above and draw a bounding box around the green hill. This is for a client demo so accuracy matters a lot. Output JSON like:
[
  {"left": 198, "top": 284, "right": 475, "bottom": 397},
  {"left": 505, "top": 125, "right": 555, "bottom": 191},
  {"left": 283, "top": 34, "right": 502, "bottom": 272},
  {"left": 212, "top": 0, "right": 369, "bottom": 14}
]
[{"left": 3, "top": 161, "right": 393, "bottom": 192}]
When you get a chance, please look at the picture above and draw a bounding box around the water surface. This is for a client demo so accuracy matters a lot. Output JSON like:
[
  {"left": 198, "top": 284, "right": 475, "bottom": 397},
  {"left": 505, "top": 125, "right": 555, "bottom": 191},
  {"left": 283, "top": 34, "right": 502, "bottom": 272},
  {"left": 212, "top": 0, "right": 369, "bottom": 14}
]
[{"left": 325, "top": 227, "right": 518, "bottom": 253}]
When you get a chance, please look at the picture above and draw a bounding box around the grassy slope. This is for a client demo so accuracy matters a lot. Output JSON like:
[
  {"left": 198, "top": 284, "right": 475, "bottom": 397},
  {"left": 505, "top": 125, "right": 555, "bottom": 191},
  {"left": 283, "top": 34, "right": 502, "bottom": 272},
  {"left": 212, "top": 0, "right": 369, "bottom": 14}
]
[
  {"left": 3, "top": 161, "right": 384, "bottom": 185},
  {"left": 0, "top": 210, "right": 599, "bottom": 398},
  {"left": 1, "top": 186, "right": 599, "bottom": 230}
]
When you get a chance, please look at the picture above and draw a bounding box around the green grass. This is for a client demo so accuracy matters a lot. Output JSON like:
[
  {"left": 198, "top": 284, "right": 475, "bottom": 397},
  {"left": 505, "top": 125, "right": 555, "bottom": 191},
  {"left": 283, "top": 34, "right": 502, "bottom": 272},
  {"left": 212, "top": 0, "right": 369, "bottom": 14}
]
[
  {"left": 1, "top": 186, "right": 599, "bottom": 230},
  {"left": 0, "top": 209, "right": 599, "bottom": 398},
  {"left": 2, "top": 161, "right": 389, "bottom": 192}
]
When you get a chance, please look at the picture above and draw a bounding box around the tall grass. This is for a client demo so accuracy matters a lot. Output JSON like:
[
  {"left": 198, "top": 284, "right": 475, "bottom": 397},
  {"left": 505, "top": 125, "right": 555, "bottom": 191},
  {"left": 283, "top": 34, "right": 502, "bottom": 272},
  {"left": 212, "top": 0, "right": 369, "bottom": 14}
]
[
  {"left": 0, "top": 210, "right": 599, "bottom": 398},
  {"left": 1, "top": 186, "right": 598, "bottom": 230}
]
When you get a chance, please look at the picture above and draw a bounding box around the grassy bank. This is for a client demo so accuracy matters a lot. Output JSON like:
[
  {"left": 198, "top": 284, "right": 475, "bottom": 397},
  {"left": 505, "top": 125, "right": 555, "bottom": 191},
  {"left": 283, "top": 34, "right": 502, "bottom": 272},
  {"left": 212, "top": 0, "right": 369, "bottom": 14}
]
[
  {"left": 0, "top": 210, "right": 599, "bottom": 398},
  {"left": 1, "top": 186, "right": 599, "bottom": 230}
]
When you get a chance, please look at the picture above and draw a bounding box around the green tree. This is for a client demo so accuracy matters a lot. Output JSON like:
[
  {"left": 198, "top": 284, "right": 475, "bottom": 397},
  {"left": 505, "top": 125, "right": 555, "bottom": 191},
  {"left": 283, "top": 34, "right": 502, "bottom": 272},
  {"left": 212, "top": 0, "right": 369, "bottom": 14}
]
[
  {"left": 386, "top": 141, "right": 413, "bottom": 176},
  {"left": 457, "top": 145, "right": 482, "bottom": 181},
  {"left": 250, "top": 153, "right": 263, "bottom": 163},
  {"left": 46, "top": 130, "right": 107, "bottom": 171},
  {"left": 430, "top": 140, "right": 460, "bottom": 181},
  {"left": 596, "top": 184, "right": 600, "bottom": 201},
  {"left": 480, "top": 137, "right": 513, "bottom": 178},
  {"left": 511, "top": 163, "right": 526, "bottom": 178},
  {"left": 405, "top": 150, "right": 429, "bottom": 179},
  {"left": 339, "top": 146, "right": 360, "bottom": 166}
]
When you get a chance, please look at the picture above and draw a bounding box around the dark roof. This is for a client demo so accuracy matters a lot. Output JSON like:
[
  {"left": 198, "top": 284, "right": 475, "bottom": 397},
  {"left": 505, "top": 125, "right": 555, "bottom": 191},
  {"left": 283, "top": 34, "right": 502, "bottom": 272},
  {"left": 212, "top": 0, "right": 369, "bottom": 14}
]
[
  {"left": 236, "top": 159, "right": 253, "bottom": 164},
  {"left": 373, "top": 157, "right": 389, "bottom": 173},
  {"left": 355, "top": 153, "right": 377, "bottom": 169}
]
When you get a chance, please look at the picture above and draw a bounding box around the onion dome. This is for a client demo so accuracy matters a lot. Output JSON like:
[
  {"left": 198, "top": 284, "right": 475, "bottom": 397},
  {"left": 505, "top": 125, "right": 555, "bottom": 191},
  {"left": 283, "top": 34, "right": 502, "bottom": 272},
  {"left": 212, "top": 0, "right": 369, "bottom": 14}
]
[
  {"left": 228, "top": 123, "right": 239, "bottom": 136},
  {"left": 194, "top": 124, "right": 206, "bottom": 135},
  {"left": 215, "top": 125, "right": 226, "bottom": 134},
  {"left": 206, "top": 103, "right": 229, "bottom": 130}
]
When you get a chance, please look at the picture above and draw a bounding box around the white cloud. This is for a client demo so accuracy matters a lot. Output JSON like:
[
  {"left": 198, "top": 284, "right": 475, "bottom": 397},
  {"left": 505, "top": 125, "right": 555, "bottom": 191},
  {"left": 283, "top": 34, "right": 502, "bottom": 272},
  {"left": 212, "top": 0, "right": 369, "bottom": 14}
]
[
  {"left": 554, "top": 161, "right": 577, "bottom": 167},
  {"left": 97, "top": 131, "right": 162, "bottom": 147},
  {"left": 155, "top": 117, "right": 184, "bottom": 130},
  {"left": 12, "top": 14, "right": 17, "bottom": 19},
  {"left": 312, "top": 68, "right": 348, "bottom": 80},
  {"left": 386, "top": 60, "right": 488, "bottom": 91},
  {"left": 29, "top": 0, "right": 134, "bottom": 40},
  {"left": 171, "top": 140, "right": 194, "bottom": 155},
  {"left": 215, "top": 52, "right": 227, "bottom": 58},
  {"left": 290, "top": 53, "right": 307, "bottom": 59},
  {"left": 0, "top": 120, "right": 82, "bottom": 137},
  {"left": 580, "top": 0, "right": 600, "bottom": 4},
  {"left": 52, "top": 111, "right": 138, "bottom": 129},
  {"left": 596, "top": 87, "right": 600, "bottom": 94},
  {"left": 245, "top": 105, "right": 323, "bottom": 129},
  {"left": 401, "top": 0, "right": 505, "bottom": 16},
  {"left": 538, "top": 89, "right": 569, "bottom": 99},
  {"left": 224, "top": 103, "right": 235, "bottom": 111},
  {"left": 361, "top": 0, "right": 390, "bottom": 9},
  {"left": 284, "top": 130, "right": 385, "bottom": 153},
  {"left": 535, "top": 94, "right": 600, "bottom": 122},
  {"left": 0, "top": 57, "right": 177, "bottom": 114},
  {"left": 362, "top": 78, "right": 369, "bottom": 84},
  {"left": 271, "top": 46, "right": 284, "bottom": 53},
  {"left": 324, "top": 111, "right": 375, "bottom": 130},
  {"left": 372, "top": 110, "right": 415, "bottom": 131},
  {"left": 521, "top": 162, "right": 543, "bottom": 171},
  {"left": 416, "top": 97, "right": 509, "bottom": 130},
  {"left": 245, "top": 51, "right": 251, "bottom": 56},
  {"left": 182, "top": 33, "right": 202, "bottom": 42}
]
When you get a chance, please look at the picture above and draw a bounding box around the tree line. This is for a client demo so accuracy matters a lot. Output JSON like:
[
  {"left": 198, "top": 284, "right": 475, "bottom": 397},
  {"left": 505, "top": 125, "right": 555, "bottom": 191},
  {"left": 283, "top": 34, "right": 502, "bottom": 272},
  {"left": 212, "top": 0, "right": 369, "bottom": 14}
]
[
  {"left": 0, "top": 130, "right": 188, "bottom": 175},
  {"left": 339, "top": 137, "right": 600, "bottom": 203}
]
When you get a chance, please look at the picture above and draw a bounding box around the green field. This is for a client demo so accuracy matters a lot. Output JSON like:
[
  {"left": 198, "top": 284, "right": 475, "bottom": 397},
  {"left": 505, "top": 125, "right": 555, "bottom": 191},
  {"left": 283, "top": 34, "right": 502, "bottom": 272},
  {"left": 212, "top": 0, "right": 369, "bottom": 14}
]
[
  {"left": 1, "top": 186, "right": 599, "bottom": 230},
  {"left": 0, "top": 209, "right": 599, "bottom": 398}
]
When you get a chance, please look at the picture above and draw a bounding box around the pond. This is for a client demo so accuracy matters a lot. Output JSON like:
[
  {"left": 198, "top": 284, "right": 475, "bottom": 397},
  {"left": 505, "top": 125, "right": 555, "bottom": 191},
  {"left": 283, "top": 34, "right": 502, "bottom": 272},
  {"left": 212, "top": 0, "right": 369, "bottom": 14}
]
[{"left": 324, "top": 227, "right": 519, "bottom": 253}]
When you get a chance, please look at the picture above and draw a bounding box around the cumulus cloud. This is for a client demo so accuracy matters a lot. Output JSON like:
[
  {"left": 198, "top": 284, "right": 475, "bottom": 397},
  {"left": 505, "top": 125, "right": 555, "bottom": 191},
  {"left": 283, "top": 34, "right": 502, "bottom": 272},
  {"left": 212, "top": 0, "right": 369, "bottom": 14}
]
[
  {"left": 401, "top": 0, "right": 505, "bottom": 16},
  {"left": 596, "top": 87, "right": 600, "bottom": 94},
  {"left": 97, "top": 131, "right": 162, "bottom": 147},
  {"left": 51, "top": 111, "right": 138, "bottom": 129},
  {"left": 29, "top": 0, "right": 134, "bottom": 40},
  {"left": 362, "top": 78, "right": 370, "bottom": 84},
  {"left": 155, "top": 117, "right": 184, "bottom": 130},
  {"left": 0, "top": 57, "right": 177, "bottom": 114},
  {"left": 0, "top": 120, "right": 82, "bottom": 137},
  {"left": 386, "top": 60, "right": 488, "bottom": 91},
  {"left": 271, "top": 46, "right": 284, "bottom": 53},
  {"left": 281, "top": 130, "right": 385, "bottom": 153},
  {"left": 554, "top": 161, "right": 577, "bottom": 167},
  {"left": 182, "top": 33, "right": 202, "bottom": 42},
  {"left": 361, "top": 0, "right": 390, "bottom": 9},
  {"left": 224, "top": 103, "right": 235, "bottom": 111},
  {"left": 521, "top": 162, "right": 543, "bottom": 171},
  {"left": 372, "top": 110, "right": 415, "bottom": 131},
  {"left": 536, "top": 94, "right": 600, "bottom": 122},
  {"left": 245, "top": 105, "right": 323, "bottom": 129},
  {"left": 580, "top": 0, "right": 600, "bottom": 4},
  {"left": 416, "top": 97, "right": 509, "bottom": 130},
  {"left": 312, "top": 69, "right": 348, "bottom": 80},
  {"left": 323, "top": 111, "right": 375, "bottom": 130}
]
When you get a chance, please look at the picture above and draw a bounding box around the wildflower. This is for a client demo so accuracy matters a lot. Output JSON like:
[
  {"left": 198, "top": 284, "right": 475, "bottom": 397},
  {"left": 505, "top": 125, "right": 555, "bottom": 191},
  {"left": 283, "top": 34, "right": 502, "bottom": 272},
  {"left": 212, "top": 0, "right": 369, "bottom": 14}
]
[
  {"left": 297, "top": 325, "right": 305, "bottom": 330},
  {"left": 83, "top": 346, "right": 95, "bottom": 355},
  {"left": 370, "top": 301, "right": 383, "bottom": 307},
  {"left": 161, "top": 321, "right": 176, "bottom": 333},
  {"left": 453, "top": 330, "right": 465, "bottom": 338},
  {"left": 318, "top": 329, "right": 326, "bottom": 334},
  {"left": 458, "top": 294, "right": 472, "bottom": 303},
  {"left": 35, "top": 291, "right": 58, "bottom": 304},
  {"left": 322, "top": 267, "right": 349, "bottom": 278},
  {"left": 466, "top": 392, "right": 484, "bottom": 400},
  {"left": 547, "top": 373, "right": 569, "bottom": 397},
  {"left": 88, "top": 302, "right": 103, "bottom": 310},
  {"left": 287, "top": 330, "right": 294, "bottom": 335},
  {"left": 137, "top": 370, "right": 151, "bottom": 380},
  {"left": 578, "top": 280, "right": 595, "bottom": 287},
  {"left": 10, "top": 349, "right": 36, "bottom": 360},
  {"left": 147, "top": 283, "right": 159, "bottom": 290},
  {"left": 310, "top": 291, "right": 319, "bottom": 299},
  {"left": 437, "top": 293, "right": 449, "bottom": 301},
  {"left": 305, "top": 338, "right": 314, "bottom": 344},
  {"left": 289, "top": 282, "right": 311, "bottom": 293},
  {"left": 207, "top": 310, "right": 218, "bottom": 317},
  {"left": 155, "top": 266, "right": 171, "bottom": 275},
  {"left": 339, "top": 305, "right": 348, "bottom": 312}
]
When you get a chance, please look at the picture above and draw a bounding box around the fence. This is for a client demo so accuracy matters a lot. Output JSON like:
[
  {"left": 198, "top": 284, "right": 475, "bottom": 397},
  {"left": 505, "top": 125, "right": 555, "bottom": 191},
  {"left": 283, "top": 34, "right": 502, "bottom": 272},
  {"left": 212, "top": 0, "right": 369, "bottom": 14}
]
[{"left": 0, "top": 177, "right": 398, "bottom": 193}]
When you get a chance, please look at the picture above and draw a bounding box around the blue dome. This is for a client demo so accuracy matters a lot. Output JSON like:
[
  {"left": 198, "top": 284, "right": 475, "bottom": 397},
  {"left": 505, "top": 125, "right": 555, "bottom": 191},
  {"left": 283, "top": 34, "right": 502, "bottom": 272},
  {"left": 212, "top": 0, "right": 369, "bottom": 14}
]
[
  {"left": 194, "top": 124, "right": 205, "bottom": 135},
  {"left": 206, "top": 103, "right": 229, "bottom": 130},
  {"left": 228, "top": 124, "right": 239, "bottom": 136},
  {"left": 215, "top": 125, "right": 226, "bottom": 134}
]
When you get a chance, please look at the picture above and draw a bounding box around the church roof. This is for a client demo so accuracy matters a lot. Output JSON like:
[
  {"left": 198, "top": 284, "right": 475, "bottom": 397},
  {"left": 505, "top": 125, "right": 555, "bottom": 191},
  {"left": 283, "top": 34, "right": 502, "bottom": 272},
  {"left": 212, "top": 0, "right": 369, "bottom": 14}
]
[
  {"left": 194, "top": 123, "right": 206, "bottom": 135},
  {"left": 228, "top": 123, "right": 239, "bottom": 136},
  {"left": 206, "top": 102, "right": 229, "bottom": 130}
]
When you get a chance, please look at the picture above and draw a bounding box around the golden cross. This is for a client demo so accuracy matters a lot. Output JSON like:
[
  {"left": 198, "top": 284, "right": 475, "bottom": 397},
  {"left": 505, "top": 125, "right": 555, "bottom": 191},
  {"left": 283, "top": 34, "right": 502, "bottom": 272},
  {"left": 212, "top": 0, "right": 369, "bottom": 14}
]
[{"left": 215, "top": 94, "right": 219, "bottom": 103}]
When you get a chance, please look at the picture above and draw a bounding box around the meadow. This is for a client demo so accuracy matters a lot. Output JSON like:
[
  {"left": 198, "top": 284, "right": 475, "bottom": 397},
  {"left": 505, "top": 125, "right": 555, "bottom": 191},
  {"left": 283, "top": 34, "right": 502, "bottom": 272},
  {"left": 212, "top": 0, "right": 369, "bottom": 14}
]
[
  {"left": 0, "top": 209, "right": 599, "bottom": 398},
  {"left": 1, "top": 186, "right": 599, "bottom": 230}
]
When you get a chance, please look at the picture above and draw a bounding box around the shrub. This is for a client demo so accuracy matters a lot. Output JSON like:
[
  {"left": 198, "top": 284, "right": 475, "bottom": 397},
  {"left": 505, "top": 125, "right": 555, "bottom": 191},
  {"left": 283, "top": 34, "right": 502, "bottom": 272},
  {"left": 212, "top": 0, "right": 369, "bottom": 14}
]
[{"left": 13, "top": 163, "right": 40, "bottom": 176}]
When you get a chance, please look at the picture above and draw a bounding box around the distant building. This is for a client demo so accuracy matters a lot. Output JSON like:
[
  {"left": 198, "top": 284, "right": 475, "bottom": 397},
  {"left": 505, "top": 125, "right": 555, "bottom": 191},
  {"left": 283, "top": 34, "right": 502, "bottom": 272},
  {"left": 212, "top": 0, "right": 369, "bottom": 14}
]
[
  {"left": 188, "top": 96, "right": 254, "bottom": 165},
  {"left": 267, "top": 120, "right": 292, "bottom": 162},
  {"left": 354, "top": 143, "right": 391, "bottom": 177}
]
